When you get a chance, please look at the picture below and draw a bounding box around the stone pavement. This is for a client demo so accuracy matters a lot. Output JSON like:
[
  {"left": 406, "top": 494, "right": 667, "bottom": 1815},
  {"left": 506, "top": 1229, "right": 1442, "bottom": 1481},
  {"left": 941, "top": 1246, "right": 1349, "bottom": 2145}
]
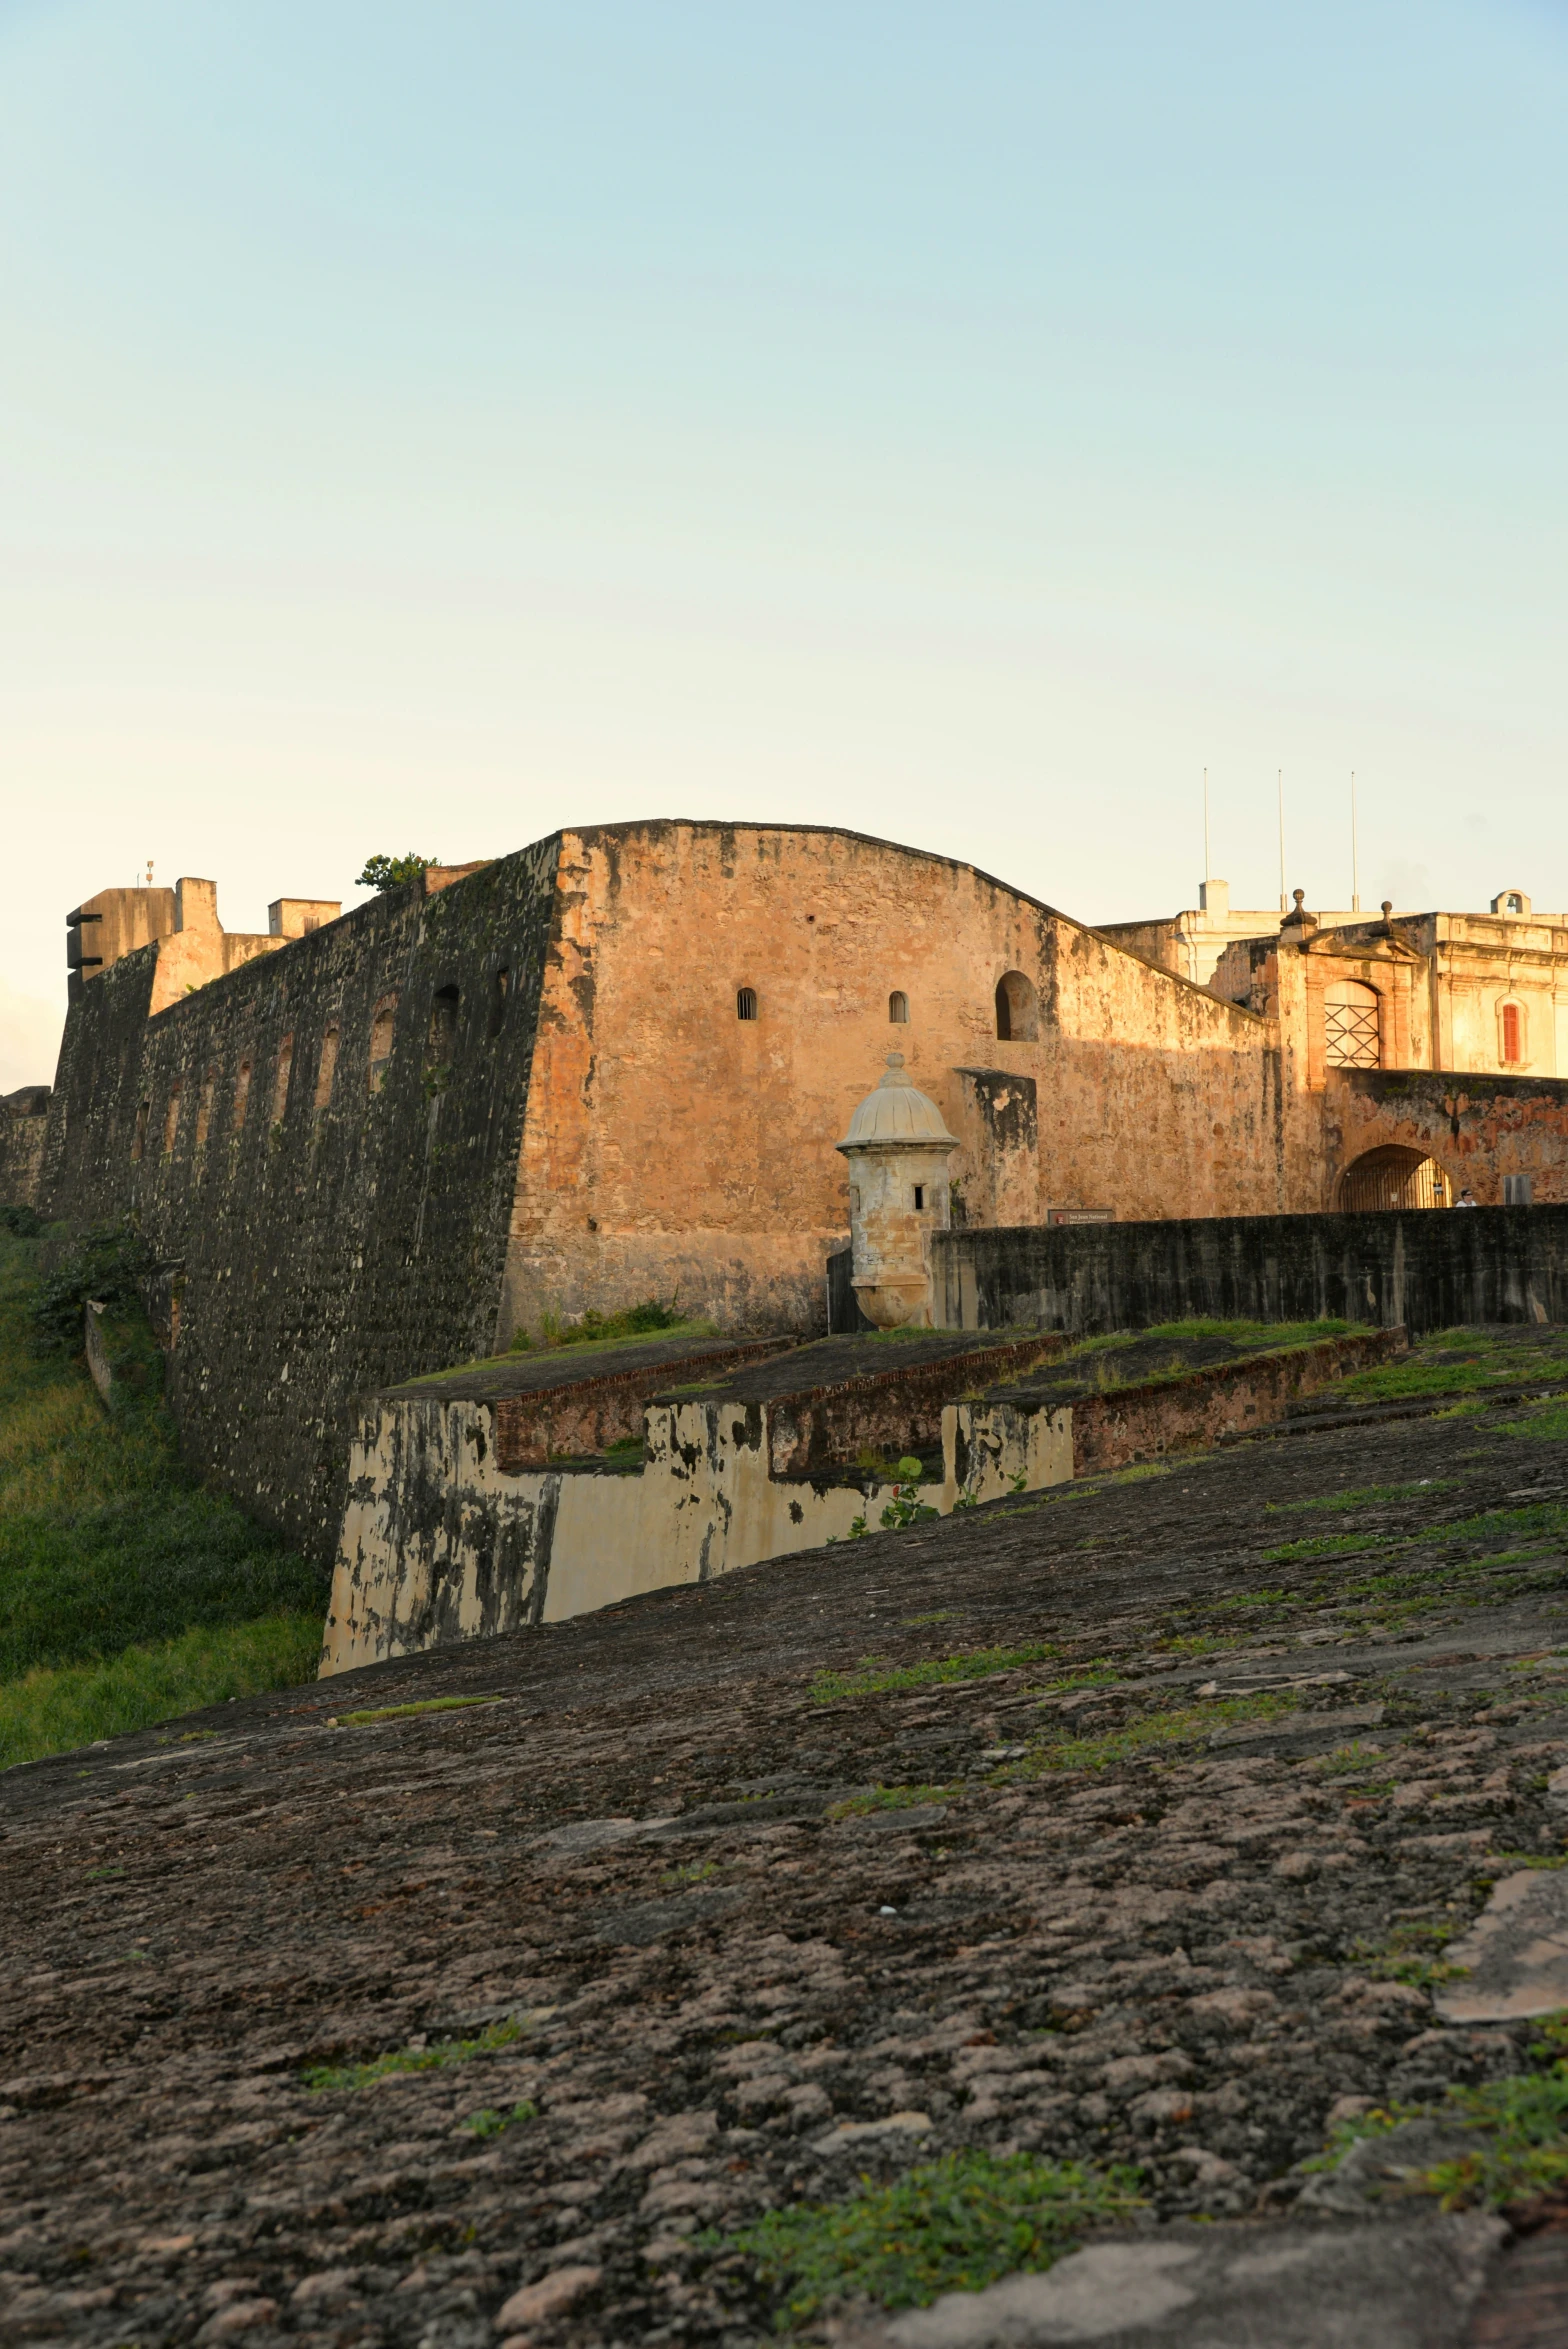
[{"left": 4, "top": 1331, "right": 1568, "bottom": 2345}]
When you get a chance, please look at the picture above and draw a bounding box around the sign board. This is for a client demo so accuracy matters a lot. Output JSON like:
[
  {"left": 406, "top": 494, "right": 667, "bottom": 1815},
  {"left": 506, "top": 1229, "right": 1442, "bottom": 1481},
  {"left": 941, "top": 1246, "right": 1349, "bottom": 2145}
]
[{"left": 1045, "top": 1206, "right": 1115, "bottom": 1227}]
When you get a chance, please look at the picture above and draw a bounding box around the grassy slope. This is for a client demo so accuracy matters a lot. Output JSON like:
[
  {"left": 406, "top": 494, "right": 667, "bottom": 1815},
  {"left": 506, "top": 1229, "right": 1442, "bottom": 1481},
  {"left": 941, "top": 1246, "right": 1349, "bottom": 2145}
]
[{"left": 0, "top": 1234, "right": 326, "bottom": 1769}]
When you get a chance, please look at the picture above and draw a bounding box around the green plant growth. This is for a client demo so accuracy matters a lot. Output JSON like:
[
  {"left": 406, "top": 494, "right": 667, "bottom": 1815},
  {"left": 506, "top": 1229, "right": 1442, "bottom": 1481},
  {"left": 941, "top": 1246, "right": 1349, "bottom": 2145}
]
[
  {"left": 1140, "top": 1317, "right": 1357, "bottom": 1345},
  {"left": 0, "top": 1617, "right": 324, "bottom": 1772},
  {"left": 1267, "top": 1480, "right": 1457, "bottom": 1515},
  {"left": 1315, "top": 2014, "right": 1568, "bottom": 2210},
  {"left": 881, "top": 1459, "right": 938, "bottom": 1531},
  {"left": 302, "top": 2015, "right": 525, "bottom": 2092},
  {"left": 709, "top": 2148, "right": 1142, "bottom": 2330},
  {"left": 1349, "top": 1919, "right": 1468, "bottom": 1990},
  {"left": 509, "top": 1298, "right": 700, "bottom": 1352},
  {"left": 1013, "top": 1689, "right": 1293, "bottom": 1776},
  {"left": 330, "top": 1694, "right": 503, "bottom": 1727},
  {"left": 356, "top": 852, "right": 436, "bottom": 891},
  {"left": 827, "top": 1782, "right": 954, "bottom": 1819},
  {"left": 460, "top": 2100, "right": 537, "bottom": 2139},
  {"left": 0, "top": 1233, "right": 327, "bottom": 1768},
  {"left": 811, "top": 1640, "right": 1066, "bottom": 1702}
]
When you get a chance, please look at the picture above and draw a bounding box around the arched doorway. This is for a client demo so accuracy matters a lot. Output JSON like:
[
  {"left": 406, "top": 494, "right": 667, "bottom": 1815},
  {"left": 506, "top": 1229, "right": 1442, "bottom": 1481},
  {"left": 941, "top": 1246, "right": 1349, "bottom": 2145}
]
[
  {"left": 1325, "top": 979, "right": 1381, "bottom": 1068},
  {"left": 1338, "top": 1145, "right": 1450, "bottom": 1212}
]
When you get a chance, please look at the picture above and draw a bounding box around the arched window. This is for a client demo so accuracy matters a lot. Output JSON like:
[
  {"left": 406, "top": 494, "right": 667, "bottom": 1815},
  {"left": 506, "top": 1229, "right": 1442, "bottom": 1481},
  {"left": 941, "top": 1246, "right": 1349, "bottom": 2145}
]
[
  {"left": 368, "top": 995, "right": 397, "bottom": 1093},
  {"left": 888, "top": 990, "right": 909, "bottom": 1024},
  {"left": 1508, "top": 894, "right": 1523, "bottom": 914},
  {"left": 314, "top": 1025, "right": 340, "bottom": 1109},
  {"left": 1501, "top": 1001, "right": 1525, "bottom": 1065},
  {"left": 271, "top": 1035, "right": 293, "bottom": 1126},
  {"left": 736, "top": 987, "right": 758, "bottom": 1021},
  {"left": 426, "top": 985, "right": 460, "bottom": 1071},
  {"left": 488, "top": 966, "right": 510, "bottom": 1038},
  {"left": 1325, "top": 979, "right": 1381, "bottom": 1069},
  {"left": 994, "top": 971, "right": 1038, "bottom": 1042}
]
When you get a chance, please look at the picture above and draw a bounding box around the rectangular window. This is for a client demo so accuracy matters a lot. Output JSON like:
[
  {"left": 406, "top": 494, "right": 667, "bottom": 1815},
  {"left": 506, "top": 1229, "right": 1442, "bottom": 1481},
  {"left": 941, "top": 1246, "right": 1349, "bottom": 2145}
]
[{"left": 1502, "top": 1003, "right": 1523, "bottom": 1064}]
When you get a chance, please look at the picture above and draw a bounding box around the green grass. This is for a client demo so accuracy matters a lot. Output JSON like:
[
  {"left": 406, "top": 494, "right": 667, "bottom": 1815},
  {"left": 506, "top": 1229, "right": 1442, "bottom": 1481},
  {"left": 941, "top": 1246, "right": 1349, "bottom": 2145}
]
[
  {"left": 1499, "top": 1404, "right": 1568, "bottom": 1441},
  {"left": 1262, "top": 1532, "right": 1392, "bottom": 1565},
  {"left": 1349, "top": 1919, "right": 1468, "bottom": 1990},
  {"left": 1266, "top": 1479, "right": 1457, "bottom": 1515},
  {"left": 708, "top": 2149, "right": 1142, "bottom": 2330},
  {"left": 0, "top": 1234, "right": 327, "bottom": 1766},
  {"left": 1317, "top": 2015, "right": 1568, "bottom": 2211},
  {"left": 460, "top": 2100, "right": 537, "bottom": 2139},
  {"left": 1014, "top": 1689, "right": 1293, "bottom": 1775},
  {"left": 1332, "top": 1355, "right": 1520, "bottom": 1403},
  {"left": 0, "top": 1614, "right": 324, "bottom": 1771},
  {"left": 1139, "top": 1317, "right": 1357, "bottom": 1346},
  {"left": 329, "top": 1694, "right": 503, "bottom": 1727},
  {"left": 302, "top": 2015, "right": 527, "bottom": 2091},
  {"left": 810, "top": 1641, "right": 1067, "bottom": 1701},
  {"left": 513, "top": 1298, "right": 708, "bottom": 1353},
  {"left": 827, "top": 1782, "right": 954, "bottom": 1819}
]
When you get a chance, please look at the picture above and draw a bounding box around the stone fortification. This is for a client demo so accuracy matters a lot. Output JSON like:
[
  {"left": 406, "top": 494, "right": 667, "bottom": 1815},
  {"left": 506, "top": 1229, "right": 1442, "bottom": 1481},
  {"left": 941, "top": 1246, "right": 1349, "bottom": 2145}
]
[
  {"left": 929, "top": 1198, "right": 1568, "bottom": 1338},
  {"left": 36, "top": 817, "right": 1568, "bottom": 1564},
  {"left": 42, "top": 843, "right": 562, "bottom": 1555},
  {"left": 0, "top": 1087, "right": 50, "bottom": 1210}
]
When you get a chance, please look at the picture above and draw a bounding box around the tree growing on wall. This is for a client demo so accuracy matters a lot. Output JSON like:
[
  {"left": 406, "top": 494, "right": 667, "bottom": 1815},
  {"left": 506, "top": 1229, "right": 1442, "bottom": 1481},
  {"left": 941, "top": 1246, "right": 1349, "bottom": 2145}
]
[{"left": 356, "top": 853, "right": 438, "bottom": 892}]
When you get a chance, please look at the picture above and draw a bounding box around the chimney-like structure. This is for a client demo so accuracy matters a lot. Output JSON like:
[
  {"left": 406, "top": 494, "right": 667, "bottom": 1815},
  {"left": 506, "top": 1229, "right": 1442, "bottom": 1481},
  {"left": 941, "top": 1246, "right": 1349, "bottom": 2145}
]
[{"left": 837, "top": 1053, "right": 959, "bottom": 1330}]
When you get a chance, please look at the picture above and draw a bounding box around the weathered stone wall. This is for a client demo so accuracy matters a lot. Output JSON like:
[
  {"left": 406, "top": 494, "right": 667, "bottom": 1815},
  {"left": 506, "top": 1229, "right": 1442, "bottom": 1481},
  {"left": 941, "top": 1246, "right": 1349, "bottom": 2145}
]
[
  {"left": 0, "top": 1089, "right": 49, "bottom": 1210},
  {"left": 1326, "top": 1068, "right": 1568, "bottom": 1204},
  {"left": 933, "top": 1202, "right": 1568, "bottom": 1338},
  {"left": 40, "top": 846, "right": 563, "bottom": 1556},
  {"left": 501, "top": 822, "right": 1291, "bottom": 1340}
]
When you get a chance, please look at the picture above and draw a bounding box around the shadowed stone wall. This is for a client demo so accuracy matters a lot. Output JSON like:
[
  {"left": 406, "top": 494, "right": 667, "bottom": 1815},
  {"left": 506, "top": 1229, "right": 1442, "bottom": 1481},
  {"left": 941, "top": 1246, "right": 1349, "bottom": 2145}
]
[
  {"left": 40, "top": 846, "right": 563, "bottom": 1556},
  {"left": 931, "top": 1204, "right": 1568, "bottom": 1338}
]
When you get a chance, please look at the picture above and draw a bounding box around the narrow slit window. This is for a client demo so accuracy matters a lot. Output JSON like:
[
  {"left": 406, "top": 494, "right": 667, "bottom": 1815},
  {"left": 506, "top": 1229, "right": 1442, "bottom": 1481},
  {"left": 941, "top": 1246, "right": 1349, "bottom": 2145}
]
[
  {"left": 132, "top": 1101, "right": 149, "bottom": 1161},
  {"left": 314, "top": 1024, "right": 340, "bottom": 1109},
  {"left": 889, "top": 990, "right": 909, "bottom": 1024},
  {"left": 272, "top": 1035, "right": 293, "bottom": 1126},
  {"left": 195, "top": 1068, "right": 216, "bottom": 1149},
  {"left": 426, "top": 985, "right": 460, "bottom": 1070},
  {"left": 233, "top": 1059, "right": 251, "bottom": 1131},
  {"left": 368, "top": 994, "right": 397, "bottom": 1092},
  {"left": 736, "top": 987, "right": 758, "bottom": 1021},
  {"left": 913, "top": 1184, "right": 925, "bottom": 1210},
  {"left": 162, "top": 1083, "right": 182, "bottom": 1156},
  {"left": 488, "top": 966, "right": 511, "bottom": 1038}
]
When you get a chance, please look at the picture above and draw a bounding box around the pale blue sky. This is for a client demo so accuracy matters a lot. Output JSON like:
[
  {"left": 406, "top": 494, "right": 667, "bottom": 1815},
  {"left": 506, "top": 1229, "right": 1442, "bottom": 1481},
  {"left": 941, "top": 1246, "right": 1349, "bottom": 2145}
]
[{"left": 3, "top": 0, "right": 1565, "bottom": 1084}]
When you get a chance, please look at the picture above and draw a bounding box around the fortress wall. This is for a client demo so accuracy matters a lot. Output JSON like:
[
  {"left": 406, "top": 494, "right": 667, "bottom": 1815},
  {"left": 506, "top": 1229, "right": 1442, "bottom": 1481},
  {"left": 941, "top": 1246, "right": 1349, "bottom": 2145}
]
[
  {"left": 1324, "top": 1068, "right": 1568, "bottom": 1205},
  {"left": 501, "top": 821, "right": 1294, "bottom": 1339},
  {"left": 42, "top": 842, "right": 563, "bottom": 1557},
  {"left": 0, "top": 1091, "right": 51, "bottom": 1210},
  {"left": 933, "top": 1203, "right": 1568, "bottom": 1338}
]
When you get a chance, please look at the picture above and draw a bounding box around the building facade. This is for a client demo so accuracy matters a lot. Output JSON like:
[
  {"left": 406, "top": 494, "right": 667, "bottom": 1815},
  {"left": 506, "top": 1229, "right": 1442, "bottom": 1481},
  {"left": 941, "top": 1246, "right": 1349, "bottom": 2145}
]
[{"left": 28, "top": 819, "right": 1568, "bottom": 1555}]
